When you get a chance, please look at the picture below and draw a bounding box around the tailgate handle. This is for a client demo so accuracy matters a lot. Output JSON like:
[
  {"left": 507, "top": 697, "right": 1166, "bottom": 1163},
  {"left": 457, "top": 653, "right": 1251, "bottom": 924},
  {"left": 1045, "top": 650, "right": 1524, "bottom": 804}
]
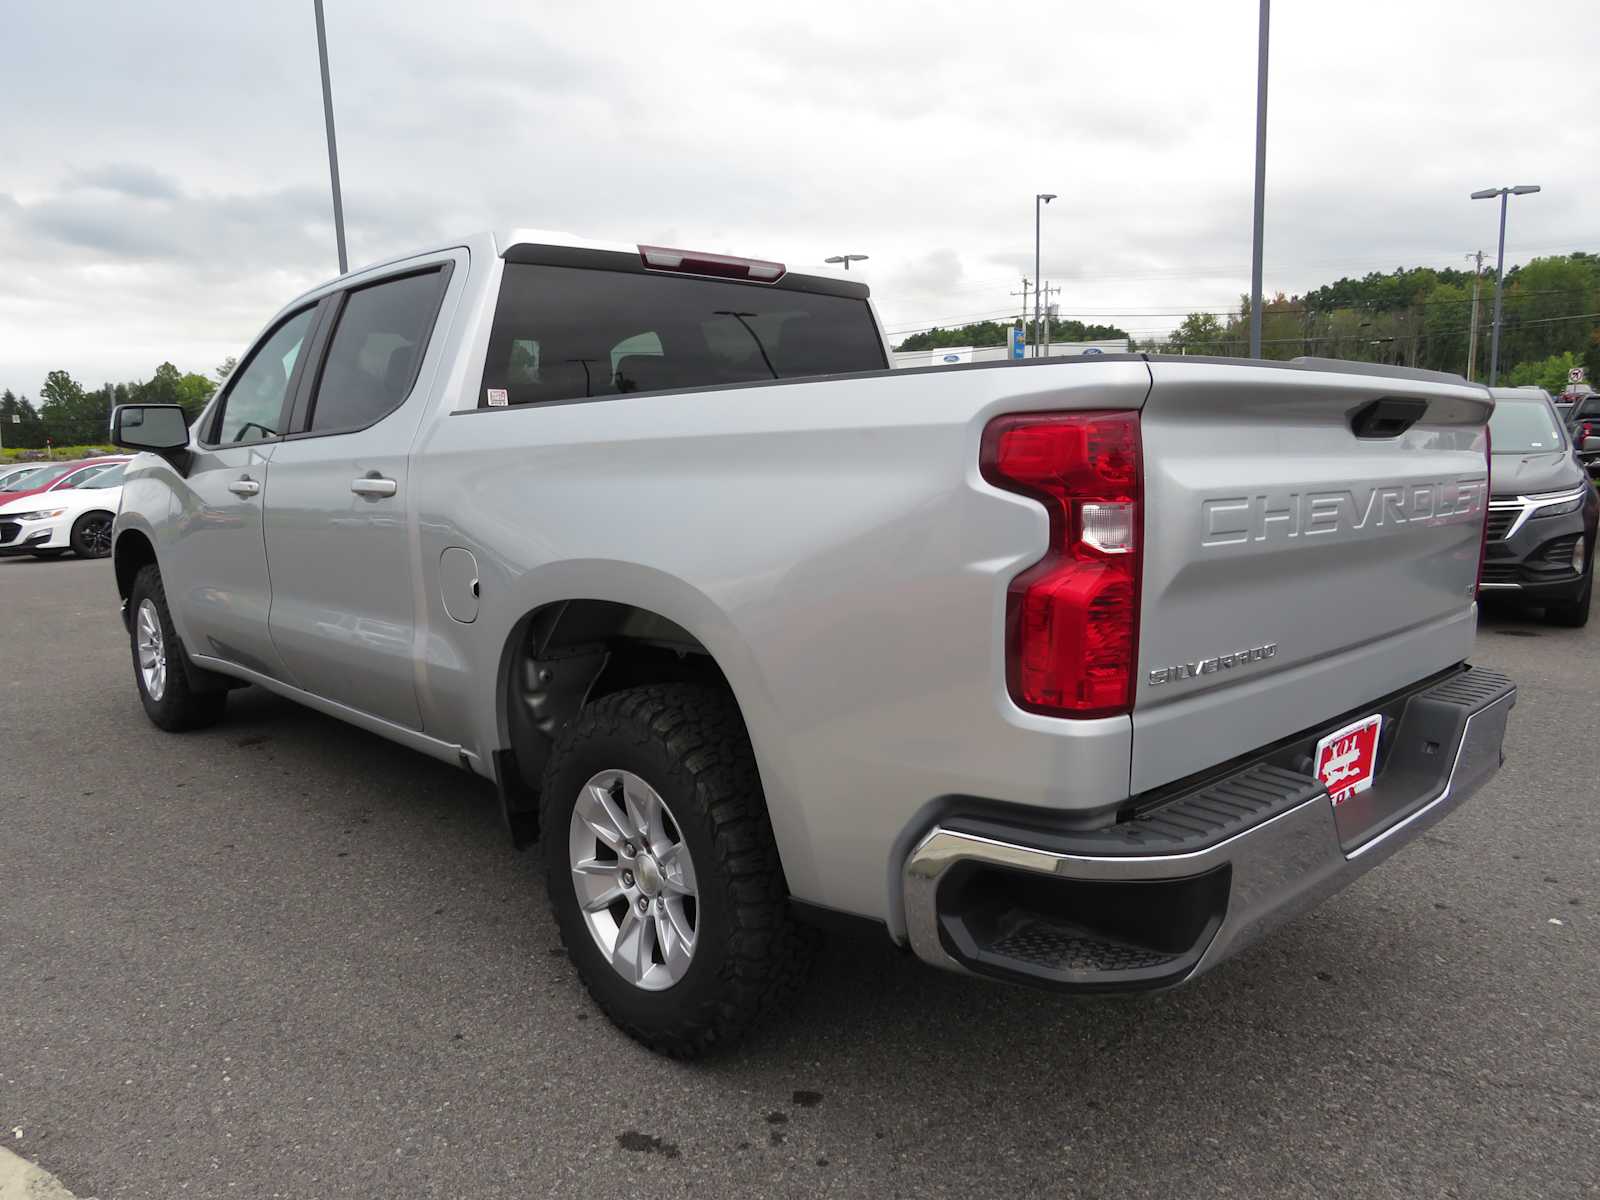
[{"left": 1349, "top": 397, "right": 1428, "bottom": 439}]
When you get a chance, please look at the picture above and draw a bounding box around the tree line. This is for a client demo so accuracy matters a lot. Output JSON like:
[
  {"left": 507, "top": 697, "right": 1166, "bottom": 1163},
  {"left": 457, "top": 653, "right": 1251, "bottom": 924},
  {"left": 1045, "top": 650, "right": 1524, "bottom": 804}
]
[
  {"left": 1148, "top": 253, "right": 1600, "bottom": 390},
  {"left": 0, "top": 358, "right": 235, "bottom": 451},
  {"left": 897, "top": 316, "right": 1132, "bottom": 353},
  {"left": 892, "top": 253, "right": 1600, "bottom": 392}
]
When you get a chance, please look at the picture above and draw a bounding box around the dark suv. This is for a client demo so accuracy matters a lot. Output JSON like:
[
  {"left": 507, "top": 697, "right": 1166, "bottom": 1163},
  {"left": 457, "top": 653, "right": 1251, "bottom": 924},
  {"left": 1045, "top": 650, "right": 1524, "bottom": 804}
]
[
  {"left": 1565, "top": 392, "right": 1600, "bottom": 477},
  {"left": 1482, "top": 387, "right": 1598, "bottom": 625}
]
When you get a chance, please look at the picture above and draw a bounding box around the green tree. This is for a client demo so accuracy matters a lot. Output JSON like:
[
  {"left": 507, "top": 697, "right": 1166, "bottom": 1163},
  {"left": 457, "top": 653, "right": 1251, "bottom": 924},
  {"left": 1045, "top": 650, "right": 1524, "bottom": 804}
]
[
  {"left": 37, "top": 369, "right": 109, "bottom": 445},
  {"left": 215, "top": 355, "right": 238, "bottom": 384},
  {"left": 1498, "top": 256, "right": 1600, "bottom": 369},
  {"left": 134, "top": 362, "right": 215, "bottom": 420},
  {"left": 1166, "top": 312, "right": 1228, "bottom": 354},
  {"left": 0, "top": 389, "right": 47, "bottom": 450},
  {"left": 1505, "top": 351, "right": 1579, "bottom": 394}
]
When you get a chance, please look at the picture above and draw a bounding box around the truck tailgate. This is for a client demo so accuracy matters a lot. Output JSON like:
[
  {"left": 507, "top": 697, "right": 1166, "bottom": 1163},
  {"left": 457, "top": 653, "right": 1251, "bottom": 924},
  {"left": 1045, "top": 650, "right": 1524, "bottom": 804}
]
[{"left": 1131, "top": 359, "right": 1491, "bottom": 793}]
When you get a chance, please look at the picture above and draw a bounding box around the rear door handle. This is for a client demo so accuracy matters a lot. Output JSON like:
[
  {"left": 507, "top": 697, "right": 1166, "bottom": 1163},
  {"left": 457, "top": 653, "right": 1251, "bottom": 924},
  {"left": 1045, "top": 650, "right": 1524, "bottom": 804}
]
[
  {"left": 227, "top": 476, "right": 261, "bottom": 497},
  {"left": 351, "top": 476, "right": 398, "bottom": 498}
]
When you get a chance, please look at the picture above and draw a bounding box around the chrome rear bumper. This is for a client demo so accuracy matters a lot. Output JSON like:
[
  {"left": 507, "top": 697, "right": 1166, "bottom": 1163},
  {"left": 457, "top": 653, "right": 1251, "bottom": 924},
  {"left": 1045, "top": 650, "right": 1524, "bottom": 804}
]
[{"left": 902, "top": 671, "right": 1515, "bottom": 989}]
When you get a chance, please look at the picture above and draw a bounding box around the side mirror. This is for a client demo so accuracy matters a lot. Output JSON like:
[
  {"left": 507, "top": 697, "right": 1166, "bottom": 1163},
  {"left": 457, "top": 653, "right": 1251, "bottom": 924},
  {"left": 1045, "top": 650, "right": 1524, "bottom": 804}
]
[
  {"left": 1583, "top": 436, "right": 1600, "bottom": 453},
  {"left": 111, "top": 404, "right": 189, "bottom": 452}
]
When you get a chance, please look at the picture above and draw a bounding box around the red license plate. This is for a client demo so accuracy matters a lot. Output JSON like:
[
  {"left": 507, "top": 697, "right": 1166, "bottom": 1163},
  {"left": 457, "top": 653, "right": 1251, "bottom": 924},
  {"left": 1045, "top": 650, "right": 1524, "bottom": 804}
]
[{"left": 1314, "top": 714, "right": 1383, "bottom": 805}]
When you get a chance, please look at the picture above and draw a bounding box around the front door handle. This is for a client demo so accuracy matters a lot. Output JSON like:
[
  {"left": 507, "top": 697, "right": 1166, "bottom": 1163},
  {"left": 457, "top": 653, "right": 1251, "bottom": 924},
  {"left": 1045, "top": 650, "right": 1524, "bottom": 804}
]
[
  {"left": 351, "top": 476, "right": 398, "bottom": 498},
  {"left": 227, "top": 476, "right": 261, "bottom": 497}
]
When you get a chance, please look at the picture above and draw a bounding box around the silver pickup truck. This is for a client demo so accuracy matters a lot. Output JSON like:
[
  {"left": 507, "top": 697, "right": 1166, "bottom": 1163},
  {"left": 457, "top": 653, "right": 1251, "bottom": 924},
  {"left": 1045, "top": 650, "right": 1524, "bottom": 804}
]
[{"left": 110, "top": 230, "right": 1516, "bottom": 1056}]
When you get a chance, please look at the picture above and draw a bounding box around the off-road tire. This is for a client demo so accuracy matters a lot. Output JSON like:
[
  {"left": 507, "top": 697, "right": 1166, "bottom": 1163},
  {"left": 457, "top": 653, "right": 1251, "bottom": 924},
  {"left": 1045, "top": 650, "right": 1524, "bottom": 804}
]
[
  {"left": 540, "top": 684, "right": 817, "bottom": 1057},
  {"left": 129, "top": 564, "right": 228, "bottom": 731}
]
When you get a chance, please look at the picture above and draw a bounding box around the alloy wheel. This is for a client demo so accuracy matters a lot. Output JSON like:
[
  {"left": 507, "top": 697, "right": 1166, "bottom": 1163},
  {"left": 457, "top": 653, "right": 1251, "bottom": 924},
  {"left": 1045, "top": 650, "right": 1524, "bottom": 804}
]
[
  {"left": 80, "top": 515, "right": 113, "bottom": 557},
  {"left": 136, "top": 598, "right": 168, "bottom": 701},
  {"left": 567, "top": 769, "right": 699, "bottom": 991}
]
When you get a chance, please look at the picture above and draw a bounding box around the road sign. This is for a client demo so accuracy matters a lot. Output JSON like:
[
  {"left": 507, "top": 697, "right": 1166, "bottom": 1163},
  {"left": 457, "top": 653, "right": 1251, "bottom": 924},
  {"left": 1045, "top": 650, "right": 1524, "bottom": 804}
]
[
  {"left": 1570, "top": 367, "right": 1586, "bottom": 384},
  {"left": 1008, "top": 327, "right": 1025, "bottom": 360}
]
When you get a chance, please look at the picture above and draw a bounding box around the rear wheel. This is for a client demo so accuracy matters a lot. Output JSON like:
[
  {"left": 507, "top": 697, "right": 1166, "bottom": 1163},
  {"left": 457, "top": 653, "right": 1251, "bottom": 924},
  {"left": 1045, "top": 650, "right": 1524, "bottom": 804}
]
[
  {"left": 70, "top": 510, "right": 115, "bottom": 558},
  {"left": 128, "top": 565, "right": 228, "bottom": 731},
  {"left": 540, "top": 684, "right": 816, "bottom": 1057}
]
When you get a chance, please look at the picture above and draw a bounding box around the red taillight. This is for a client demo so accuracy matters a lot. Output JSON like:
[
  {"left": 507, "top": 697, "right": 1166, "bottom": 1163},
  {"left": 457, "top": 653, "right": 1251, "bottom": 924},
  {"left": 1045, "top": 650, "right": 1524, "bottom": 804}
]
[
  {"left": 638, "top": 245, "right": 785, "bottom": 283},
  {"left": 981, "top": 411, "right": 1142, "bottom": 717}
]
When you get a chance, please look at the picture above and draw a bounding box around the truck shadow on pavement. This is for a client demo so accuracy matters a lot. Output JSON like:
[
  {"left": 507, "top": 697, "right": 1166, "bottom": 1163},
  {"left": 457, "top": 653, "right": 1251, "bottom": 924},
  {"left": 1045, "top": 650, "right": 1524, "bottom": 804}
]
[{"left": 206, "top": 683, "right": 1515, "bottom": 1101}]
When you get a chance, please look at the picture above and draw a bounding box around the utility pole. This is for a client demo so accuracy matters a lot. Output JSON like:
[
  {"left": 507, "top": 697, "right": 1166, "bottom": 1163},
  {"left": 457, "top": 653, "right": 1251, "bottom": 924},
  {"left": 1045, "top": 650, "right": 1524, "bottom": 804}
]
[
  {"left": 1465, "top": 249, "right": 1487, "bottom": 381},
  {"left": 1011, "top": 278, "right": 1033, "bottom": 345},
  {"left": 314, "top": 0, "right": 348, "bottom": 274},
  {"left": 1036, "top": 284, "right": 1049, "bottom": 360},
  {"left": 1041, "top": 282, "right": 1057, "bottom": 358}
]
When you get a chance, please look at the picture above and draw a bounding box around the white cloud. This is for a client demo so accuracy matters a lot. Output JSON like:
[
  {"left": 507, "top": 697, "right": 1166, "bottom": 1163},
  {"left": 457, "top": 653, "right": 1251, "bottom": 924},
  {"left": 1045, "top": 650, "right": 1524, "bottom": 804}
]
[{"left": 1, "top": 0, "right": 1595, "bottom": 392}]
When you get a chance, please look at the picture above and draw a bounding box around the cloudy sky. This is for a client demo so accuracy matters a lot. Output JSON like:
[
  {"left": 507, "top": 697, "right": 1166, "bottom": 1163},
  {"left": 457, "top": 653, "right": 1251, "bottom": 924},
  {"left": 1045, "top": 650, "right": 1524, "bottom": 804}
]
[{"left": 3, "top": 0, "right": 1596, "bottom": 396}]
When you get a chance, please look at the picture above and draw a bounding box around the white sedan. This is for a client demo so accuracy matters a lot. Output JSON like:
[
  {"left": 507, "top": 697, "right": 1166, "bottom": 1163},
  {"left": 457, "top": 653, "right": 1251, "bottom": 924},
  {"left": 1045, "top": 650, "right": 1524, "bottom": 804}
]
[{"left": 0, "top": 463, "right": 126, "bottom": 559}]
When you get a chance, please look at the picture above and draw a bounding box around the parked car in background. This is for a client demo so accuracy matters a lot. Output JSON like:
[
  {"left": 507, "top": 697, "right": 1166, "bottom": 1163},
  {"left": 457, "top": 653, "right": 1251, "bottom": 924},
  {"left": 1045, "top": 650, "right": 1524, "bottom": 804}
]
[
  {"left": 0, "top": 456, "right": 129, "bottom": 506},
  {"left": 0, "top": 463, "right": 49, "bottom": 491},
  {"left": 1564, "top": 392, "right": 1600, "bottom": 471},
  {"left": 1482, "top": 387, "right": 1598, "bottom": 624},
  {"left": 1551, "top": 387, "right": 1585, "bottom": 421},
  {"left": 108, "top": 230, "right": 1514, "bottom": 1056},
  {"left": 0, "top": 463, "right": 127, "bottom": 559}
]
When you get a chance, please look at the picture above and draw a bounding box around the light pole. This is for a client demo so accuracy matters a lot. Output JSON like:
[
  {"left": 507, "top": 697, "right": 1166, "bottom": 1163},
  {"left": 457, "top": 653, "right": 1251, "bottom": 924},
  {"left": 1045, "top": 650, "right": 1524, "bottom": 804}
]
[
  {"left": 1464, "top": 249, "right": 1487, "bottom": 381},
  {"left": 1248, "top": 0, "right": 1269, "bottom": 358},
  {"left": 1471, "top": 184, "right": 1540, "bottom": 386},
  {"left": 1034, "top": 193, "right": 1056, "bottom": 357},
  {"left": 824, "top": 254, "right": 869, "bottom": 271},
  {"left": 313, "top": 0, "right": 348, "bottom": 274}
]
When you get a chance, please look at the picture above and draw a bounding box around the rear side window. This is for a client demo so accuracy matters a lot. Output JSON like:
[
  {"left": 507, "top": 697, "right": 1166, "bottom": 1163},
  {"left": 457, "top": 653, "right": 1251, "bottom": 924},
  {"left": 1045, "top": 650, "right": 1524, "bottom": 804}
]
[
  {"left": 480, "top": 263, "right": 887, "bottom": 407},
  {"left": 308, "top": 269, "right": 448, "bottom": 434}
]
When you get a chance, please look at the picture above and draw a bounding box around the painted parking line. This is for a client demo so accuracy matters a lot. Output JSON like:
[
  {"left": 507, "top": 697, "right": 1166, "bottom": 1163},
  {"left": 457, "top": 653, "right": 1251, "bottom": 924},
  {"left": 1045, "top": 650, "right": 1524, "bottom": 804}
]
[{"left": 0, "top": 1147, "right": 80, "bottom": 1199}]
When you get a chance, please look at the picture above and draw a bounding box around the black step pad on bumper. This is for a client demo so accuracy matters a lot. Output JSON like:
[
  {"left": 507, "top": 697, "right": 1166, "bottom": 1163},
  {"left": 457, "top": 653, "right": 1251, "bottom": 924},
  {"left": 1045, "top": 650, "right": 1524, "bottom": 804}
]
[{"left": 903, "top": 666, "right": 1517, "bottom": 993}]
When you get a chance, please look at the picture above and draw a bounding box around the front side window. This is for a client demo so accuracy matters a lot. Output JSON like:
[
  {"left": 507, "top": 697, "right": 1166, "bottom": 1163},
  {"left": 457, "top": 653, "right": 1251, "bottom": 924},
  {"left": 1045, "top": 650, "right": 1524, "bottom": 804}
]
[
  {"left": 1, "top": 467, "right": 47, "bottom": 491},
  {"left": 307, "top": 269, "right": 447, "bottom": 434},
  {"left": 83, "top": 464, "right": 127, "bottom": 488},
  {"left": 57, "top": 463, "right": 117, "bottom": 489},
  {"left": 214, "top": 307, "right": 316, "bottom": 446},
  {"left": 480, "top": 263, "right": 886, "bottom": 407},
  {"left": 16, "top": 464, "right": 75, "bottom": 490}
]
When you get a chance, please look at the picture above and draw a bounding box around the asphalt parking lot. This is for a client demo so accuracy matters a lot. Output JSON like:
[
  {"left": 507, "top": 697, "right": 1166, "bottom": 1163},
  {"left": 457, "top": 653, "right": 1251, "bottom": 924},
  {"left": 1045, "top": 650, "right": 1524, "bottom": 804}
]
[{"left": 1, "top": 555, "right": 1595, "bottom": 1199}]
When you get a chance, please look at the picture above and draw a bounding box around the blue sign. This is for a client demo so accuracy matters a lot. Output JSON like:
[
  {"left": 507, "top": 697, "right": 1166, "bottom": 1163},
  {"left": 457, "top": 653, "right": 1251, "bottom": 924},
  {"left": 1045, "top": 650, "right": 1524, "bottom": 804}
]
[
  {"left": 1083, "top": 347, "right": 1104, "bottom": 356},
  {"left": 1009, "top": 328, "right": 1025, "bottom": 360},
  {"left": 942, "top": 354, "right": 961, "bottom": 363}
]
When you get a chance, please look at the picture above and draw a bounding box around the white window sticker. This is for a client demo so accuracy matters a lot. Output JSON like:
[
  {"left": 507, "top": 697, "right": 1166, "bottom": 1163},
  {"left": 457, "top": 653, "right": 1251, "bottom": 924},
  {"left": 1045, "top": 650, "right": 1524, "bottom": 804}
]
[{"left": 486, "top": 388, "right": 509, "bottom": 407}]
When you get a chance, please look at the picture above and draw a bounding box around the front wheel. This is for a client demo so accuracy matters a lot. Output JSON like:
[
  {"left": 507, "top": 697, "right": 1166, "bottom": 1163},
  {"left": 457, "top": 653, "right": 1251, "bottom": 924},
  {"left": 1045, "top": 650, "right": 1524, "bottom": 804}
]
[
  {"left": 128, "top": 565, "right": 228, "bottom": 731},
  {"left": 1545, "top": 566, "right": 1591, "bottom": 627},
  {"left": 70, "top": 510, "right": 115, "bottom": 558},
  {"left": 540, "top": 684, "right": 816, "bottom": 1057}
]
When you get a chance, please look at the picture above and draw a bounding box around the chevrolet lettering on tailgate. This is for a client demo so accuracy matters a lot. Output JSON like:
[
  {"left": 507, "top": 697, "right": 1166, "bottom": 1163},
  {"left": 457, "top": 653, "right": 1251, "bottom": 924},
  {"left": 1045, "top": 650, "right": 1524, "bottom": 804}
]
[{"left": 1200, "top": 477, "right": 1488, "bottom": 547}]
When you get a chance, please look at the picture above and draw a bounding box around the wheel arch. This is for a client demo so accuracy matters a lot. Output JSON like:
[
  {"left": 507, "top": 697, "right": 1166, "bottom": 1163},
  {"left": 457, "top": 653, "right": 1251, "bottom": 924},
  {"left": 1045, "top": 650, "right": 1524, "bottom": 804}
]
[
  {"left": 493, "top": 598, "right": 742, "bottom": 829},
  {"left": 113, "top": 525, "right": 158, "bottom": 608}
]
